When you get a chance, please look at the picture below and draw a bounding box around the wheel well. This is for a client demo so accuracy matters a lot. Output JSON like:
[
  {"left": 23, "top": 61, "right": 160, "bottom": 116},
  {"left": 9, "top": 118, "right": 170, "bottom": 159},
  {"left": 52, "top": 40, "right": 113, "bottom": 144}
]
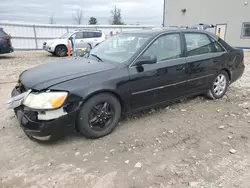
[
  {"left": 221, "top": 68, "right": 231, "bottom": 81},
  {"left": 84, "top": 91, "right": 125, "bottom": 112},
  {"left": 55, "top": 44, "right": 67, "bottom": 51}
]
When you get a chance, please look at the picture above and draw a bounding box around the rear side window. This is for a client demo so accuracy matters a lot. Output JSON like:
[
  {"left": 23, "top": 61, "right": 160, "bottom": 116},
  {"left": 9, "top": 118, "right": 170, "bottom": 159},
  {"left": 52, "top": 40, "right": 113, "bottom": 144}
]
[
  {"left": 185, "top": 33, "right": 223, "bottom": 56},
  {"left": 82, "top": 32, "right": 102, "bottom": 38},
  {"left": 82, "top": 32, "right": 94, "bottom": 38},
  {"left": 94, "top": 32, "right": 102, "bottom": 38},
  {"left": 210, "top": 38, "right": 225, "bottom": 52}
]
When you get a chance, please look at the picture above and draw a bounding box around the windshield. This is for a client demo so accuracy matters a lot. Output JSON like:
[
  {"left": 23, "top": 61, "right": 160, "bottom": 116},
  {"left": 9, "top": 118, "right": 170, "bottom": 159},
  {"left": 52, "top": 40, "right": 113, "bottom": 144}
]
[
  {"left": 89, "top": 33, "right": 150, "bottom": 63},
  {"left": 60, "top": 32, "right": 74, "bottom": 39}
]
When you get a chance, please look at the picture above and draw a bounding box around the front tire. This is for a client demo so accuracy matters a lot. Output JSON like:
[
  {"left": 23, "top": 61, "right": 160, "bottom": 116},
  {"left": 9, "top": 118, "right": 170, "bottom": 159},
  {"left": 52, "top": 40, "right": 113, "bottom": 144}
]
[
  {"left": 55, "top": 45, "right": 67, "bottom": 57},
  {"left": 206, "top": 70, "right": 229, "bottom": 99},
  {"left": 77, "top": 93, "right": 121, "bottom": 139}
]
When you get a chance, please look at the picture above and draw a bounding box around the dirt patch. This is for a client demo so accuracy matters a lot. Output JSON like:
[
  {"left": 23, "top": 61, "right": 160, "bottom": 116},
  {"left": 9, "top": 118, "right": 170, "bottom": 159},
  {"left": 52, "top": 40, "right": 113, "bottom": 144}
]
[{"left": 0, "top": 51, "right": 250, "bottom": 188}]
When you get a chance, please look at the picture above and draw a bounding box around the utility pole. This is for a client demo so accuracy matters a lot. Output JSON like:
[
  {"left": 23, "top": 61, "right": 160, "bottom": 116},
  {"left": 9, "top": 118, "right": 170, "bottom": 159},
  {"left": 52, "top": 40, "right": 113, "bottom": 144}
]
[{"left": 163, "top": 0, "right": 166, "bottom": 26}]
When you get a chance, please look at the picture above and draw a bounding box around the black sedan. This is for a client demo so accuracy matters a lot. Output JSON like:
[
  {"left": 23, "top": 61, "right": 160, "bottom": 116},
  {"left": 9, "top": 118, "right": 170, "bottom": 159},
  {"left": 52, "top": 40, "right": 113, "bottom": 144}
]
[{"left": 8, "top": 29, "right": 244, "bottom": 142}]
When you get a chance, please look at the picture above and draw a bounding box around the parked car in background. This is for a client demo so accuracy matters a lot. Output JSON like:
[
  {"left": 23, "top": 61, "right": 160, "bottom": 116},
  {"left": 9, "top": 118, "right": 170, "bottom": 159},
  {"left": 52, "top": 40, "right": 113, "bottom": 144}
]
[
  {"left": 0, "top": 28, "right": 14, "bottom": 54},
  {"left": 43, "top": 30, "right": 106, "bottom": 57},
  {"left": 8, "top": 28, "right": 244, "bottom": 142}
]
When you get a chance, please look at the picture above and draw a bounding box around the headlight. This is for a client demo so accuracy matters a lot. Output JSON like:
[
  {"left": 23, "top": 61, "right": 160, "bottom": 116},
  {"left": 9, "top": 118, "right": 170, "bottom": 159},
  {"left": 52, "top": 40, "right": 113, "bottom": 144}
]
[{"left": 23, "top": 92, "right": 68, "bottom": 110}]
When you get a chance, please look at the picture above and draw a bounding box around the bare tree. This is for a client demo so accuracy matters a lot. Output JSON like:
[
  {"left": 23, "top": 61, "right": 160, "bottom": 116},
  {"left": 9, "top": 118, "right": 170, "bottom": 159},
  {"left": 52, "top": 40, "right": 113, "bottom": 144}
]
[
  {"left": 49, "top": 14, "right": 55, "bottom": 24},
  {"left": 73, "top": 9, "right": 84, "bottom": 25},
  {"left": 109, "top": 6, "right": 124, "bottom": 25}
]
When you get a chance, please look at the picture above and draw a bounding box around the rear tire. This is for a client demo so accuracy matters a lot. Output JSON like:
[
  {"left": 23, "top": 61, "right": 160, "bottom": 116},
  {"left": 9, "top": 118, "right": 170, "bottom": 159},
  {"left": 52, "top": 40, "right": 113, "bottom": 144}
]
[
  {"left": 206, "top": 70, "right": 229, "bottom": 99},
  {"left": 55, "top": 45, "right": 67, "bottom": 57},
  {"left": 77, "top": 93, "right": 121, "bottom": 139}
]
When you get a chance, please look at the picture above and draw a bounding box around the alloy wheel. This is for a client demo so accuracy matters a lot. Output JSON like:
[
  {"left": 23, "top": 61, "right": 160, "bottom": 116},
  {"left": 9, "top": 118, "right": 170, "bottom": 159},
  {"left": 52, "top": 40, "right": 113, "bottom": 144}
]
[
  {"left": 57, "top": 47, "right": 66, "bottom": 56},
  {"left": 213, "top": 74, "right": 227, "bottom": 96},
  {"left": 89, "top": 102, "right": 114, "bottom": 131}
]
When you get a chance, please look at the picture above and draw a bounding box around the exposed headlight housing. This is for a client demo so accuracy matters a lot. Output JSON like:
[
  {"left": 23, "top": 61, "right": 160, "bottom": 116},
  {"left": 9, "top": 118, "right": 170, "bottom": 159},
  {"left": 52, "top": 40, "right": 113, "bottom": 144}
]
[{"left": 23, "top": 91, "right": 68, "bottom": 110}]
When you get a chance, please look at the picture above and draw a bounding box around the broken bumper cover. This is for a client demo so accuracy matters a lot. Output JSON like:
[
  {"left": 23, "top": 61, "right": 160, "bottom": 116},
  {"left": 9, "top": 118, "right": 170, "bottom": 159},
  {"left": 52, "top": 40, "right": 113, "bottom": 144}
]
[
  {"left": 15, "top": 107, "right": 78, "bottom": 140},
  {"left": 10, "top": 87, "right": 80, "bottom": 140}
]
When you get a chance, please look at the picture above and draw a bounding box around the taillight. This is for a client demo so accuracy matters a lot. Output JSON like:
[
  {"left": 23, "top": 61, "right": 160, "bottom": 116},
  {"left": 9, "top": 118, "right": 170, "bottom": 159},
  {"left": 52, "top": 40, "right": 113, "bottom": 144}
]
[{"left": 1, "top": 36, "right": 9, "bottom": 40}]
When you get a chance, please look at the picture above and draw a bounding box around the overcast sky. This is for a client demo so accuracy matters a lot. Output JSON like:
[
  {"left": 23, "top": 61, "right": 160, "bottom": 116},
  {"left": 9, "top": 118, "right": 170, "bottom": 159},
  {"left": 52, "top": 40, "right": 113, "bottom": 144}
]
[{"left": 0, "top": 0, "right": 164, "bottom": 25}]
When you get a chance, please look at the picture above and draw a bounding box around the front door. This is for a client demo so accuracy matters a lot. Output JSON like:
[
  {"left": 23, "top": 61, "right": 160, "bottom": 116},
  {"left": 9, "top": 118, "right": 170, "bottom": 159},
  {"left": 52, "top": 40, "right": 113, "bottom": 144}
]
[
  {"left": 82, "top": 32, "right": 94, "bottom": 48},
  {"left": 128, "top": 33, "right": 188, "bottom": 110},
  {"left": 72, "top": 32, "right": 87, "bottom": 49}
]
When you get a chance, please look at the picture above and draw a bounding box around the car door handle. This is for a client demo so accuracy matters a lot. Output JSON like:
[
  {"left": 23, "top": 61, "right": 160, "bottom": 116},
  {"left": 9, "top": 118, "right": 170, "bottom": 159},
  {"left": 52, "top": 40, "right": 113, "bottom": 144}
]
[
  {"left": 213, "top": 60, "right": 218, "bottom": 63},
  {"left": 80, "top": 40, "right": 84, "bottom": 42}
]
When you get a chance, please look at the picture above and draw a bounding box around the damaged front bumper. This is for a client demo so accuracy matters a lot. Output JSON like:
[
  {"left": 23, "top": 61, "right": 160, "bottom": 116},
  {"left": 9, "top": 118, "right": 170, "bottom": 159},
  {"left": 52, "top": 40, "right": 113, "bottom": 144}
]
[
  {"left": 15, "top": 107, "right": 78, "bottom": 140},
  {"left": 10, "top": 87, "right": 80, "bottom": 141}
]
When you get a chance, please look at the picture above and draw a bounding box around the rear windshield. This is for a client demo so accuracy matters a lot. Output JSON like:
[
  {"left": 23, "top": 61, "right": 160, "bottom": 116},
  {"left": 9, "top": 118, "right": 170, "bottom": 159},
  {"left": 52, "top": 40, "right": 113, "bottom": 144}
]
[{"left": 0, "top": 29, "right": 8, "bottom": 37}]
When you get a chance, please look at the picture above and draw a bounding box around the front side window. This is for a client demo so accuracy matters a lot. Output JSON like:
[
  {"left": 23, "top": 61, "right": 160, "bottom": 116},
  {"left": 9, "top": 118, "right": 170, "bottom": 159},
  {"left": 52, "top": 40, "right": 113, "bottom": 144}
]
[
  {"left": 241, "top": 22, "right": 250, "bottom": 38},
  {"left": 185, "top": 33, "right": 222, "bottom": 56},
  {"left": 89, "top": 33, "right": 150, "bottom": 63},
  {"left": 142, "top": 33, "right": 181, "bottom": 62}
]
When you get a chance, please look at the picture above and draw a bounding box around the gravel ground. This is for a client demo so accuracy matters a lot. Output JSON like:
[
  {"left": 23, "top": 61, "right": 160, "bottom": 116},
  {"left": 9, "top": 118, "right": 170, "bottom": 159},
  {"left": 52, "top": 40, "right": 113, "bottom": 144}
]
[{"left": 0, "top": 51, "right": 250, "bottom": 188}]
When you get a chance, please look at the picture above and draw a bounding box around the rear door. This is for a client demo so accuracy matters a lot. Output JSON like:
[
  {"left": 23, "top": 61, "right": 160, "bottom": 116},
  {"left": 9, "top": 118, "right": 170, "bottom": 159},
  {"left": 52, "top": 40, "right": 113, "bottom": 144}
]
[{"left": 183, "top": 32, "right": 226, "bottom": 93}]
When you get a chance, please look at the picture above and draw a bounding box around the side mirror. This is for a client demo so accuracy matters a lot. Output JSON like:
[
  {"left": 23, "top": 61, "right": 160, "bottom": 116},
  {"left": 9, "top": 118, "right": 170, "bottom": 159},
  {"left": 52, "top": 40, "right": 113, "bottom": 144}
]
[{"left": 135, "top": 55, "right": 157, "bottom": 66}]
